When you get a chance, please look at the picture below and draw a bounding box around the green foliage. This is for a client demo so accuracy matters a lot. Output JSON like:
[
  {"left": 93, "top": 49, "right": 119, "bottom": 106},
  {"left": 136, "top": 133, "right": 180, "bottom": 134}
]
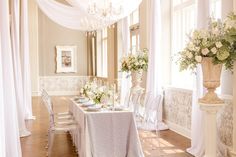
[{"left": 177, "top": 12, "right": 236, "bottom": 72}]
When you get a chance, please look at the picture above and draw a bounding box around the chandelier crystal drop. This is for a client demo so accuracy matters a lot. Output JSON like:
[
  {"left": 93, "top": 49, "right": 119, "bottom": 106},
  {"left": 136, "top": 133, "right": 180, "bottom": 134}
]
[{"left": 87, "top": 0, "right": 123, "bottom": 21}]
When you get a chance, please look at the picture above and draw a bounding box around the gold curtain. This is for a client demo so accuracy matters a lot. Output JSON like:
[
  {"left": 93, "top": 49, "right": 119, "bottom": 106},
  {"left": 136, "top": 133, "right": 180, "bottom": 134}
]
[{"left": 87, "top": 34, "right": 96, "bottom": 76}]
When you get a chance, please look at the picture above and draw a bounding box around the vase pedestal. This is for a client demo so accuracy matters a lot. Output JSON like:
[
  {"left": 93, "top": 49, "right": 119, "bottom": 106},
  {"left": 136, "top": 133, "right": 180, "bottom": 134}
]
[{"left": 199, "top": 102, "right": 225, "bottom": 157}]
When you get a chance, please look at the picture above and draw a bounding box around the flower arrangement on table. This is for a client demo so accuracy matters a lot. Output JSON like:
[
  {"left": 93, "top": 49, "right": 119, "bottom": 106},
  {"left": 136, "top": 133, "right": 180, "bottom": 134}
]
[
  {"left": 178, "top": 13, "right": 236, "bottom": 72},
  {"left": 121, "top": 48, "right": 149, "bottom": 72},
  {"left": 80, "top": 81, "right": 97, "bottom": 97},
  {"left": 80, "top": 82, "right": 114, "bottom": 104}
]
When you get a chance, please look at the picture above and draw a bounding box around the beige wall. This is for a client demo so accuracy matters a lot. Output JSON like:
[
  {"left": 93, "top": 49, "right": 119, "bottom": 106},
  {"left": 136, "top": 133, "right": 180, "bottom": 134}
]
[
  {"left": 28, "top": 0, "right": 39, "bottom": 95},
  {"left": 38, "top": 10, "right": 88, "bottom": 76},
  {"left": 139, "top": 0, "right": 150, "bottom": 50}
]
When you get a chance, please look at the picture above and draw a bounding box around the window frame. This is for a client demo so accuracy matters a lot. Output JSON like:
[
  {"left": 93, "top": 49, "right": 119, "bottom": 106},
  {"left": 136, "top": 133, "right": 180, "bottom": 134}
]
[{"left": 129, "top": 9, "right": 140, "bottom": 54}]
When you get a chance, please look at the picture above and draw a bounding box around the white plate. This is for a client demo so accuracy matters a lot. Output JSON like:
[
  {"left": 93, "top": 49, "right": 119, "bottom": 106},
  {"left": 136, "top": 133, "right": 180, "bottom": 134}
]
[
  {"left": 87, "top": 106, "right": 101, "bottom": 111},
  {"left": 73, "top": 97, "right": 80, "bottom": 101},
  {"left": 81, "top": 101, "right": 95, "bottom": 107},
  {"left": 76, "top": 98, "right": 89, "bottom": 103},
  {"left": 114, "top": 106, "right": 124, "bottom": 111}
]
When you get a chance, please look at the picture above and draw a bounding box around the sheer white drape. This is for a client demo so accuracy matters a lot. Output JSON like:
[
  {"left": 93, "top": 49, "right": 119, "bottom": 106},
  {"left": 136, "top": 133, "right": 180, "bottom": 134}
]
[
  {"left": 186, "top": 0, "right": 209, "bottom": 156},
  {"left": 10, "top": 0, "right": 31, "bottom": 137},
  {"left": 36, "top": 0, "right": 141, "bottom": 31},
  {"left": 20, "top": 0, "right": 34, "bottom": 120},
  {"left": 36, "top": 0, "right": 100, "bottom": 31},
  {"left": 146, "top": 0, "right": 168, "bottom": 130},
  {"left": 0, "top": 34, "right": 6, "bottom": 157},
  {"left": 120, "top": 17, "right": 131, "bottom": 105},
  {"left": 0, "top": 0, "right": 22, "bottom": 156}
]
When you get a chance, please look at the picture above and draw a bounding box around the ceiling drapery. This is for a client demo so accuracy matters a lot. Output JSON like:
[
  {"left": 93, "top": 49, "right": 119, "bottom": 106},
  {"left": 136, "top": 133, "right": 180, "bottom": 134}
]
[{"left": 36, "top": 0, "right": 142, "bottom": 31}]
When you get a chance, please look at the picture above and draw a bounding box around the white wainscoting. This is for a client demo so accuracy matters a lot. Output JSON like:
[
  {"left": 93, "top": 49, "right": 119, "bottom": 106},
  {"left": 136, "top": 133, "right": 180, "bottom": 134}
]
[
  {"left": 163, "top": 86, "right": 234, "bottom": 153},
  {"left": 38, "top": 76, "right": 90, "bottom": 96},
  {"left": 163, "top": 86, "right": 192, "bottom": 139}
]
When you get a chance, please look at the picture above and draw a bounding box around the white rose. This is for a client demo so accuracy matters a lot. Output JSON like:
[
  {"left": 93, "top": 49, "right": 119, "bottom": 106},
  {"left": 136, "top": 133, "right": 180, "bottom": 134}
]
[
  {"left": 215, "top": 42, "right": 223, "bottom": 48},
  {"left": 201, "top": 48, "right": 209, "bottom": 55},
  {"left": 195, "top": 47, "right": 200, "bottom": 51},
  {"left": 195, "top": 56, "right": 202, "bottom": 63},
  {"left": 212, "top": 28, "right": 219, "bottom": 35},
  {"left": 211, "top": 47, "right": 217, "bottom": 54},
  {"left": 187, "top": 42, "right": 195, "bottom": 51},
  {"left": 186, "top": 52, "right": 193, "bottom": 58}
]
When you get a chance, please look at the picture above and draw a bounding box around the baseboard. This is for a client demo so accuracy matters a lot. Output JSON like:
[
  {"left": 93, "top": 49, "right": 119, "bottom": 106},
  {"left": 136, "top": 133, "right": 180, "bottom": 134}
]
[
  {"left": 47, "top": 91, "right": 80, "bottom": 96},
  {"left": 164, "top": 120, "right": 191, "bottom": 139}
]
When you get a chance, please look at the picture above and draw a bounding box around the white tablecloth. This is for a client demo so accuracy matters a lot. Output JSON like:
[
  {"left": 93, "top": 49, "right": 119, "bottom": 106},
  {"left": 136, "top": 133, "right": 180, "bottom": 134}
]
[{"left": 69, "top": 100, "right": 144, "bottom": 157}]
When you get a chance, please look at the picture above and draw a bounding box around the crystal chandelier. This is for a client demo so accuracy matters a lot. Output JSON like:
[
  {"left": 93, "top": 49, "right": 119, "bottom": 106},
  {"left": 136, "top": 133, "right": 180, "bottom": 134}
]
[{"left": 87, "top": 0, "right": 123, "bottom": 22}]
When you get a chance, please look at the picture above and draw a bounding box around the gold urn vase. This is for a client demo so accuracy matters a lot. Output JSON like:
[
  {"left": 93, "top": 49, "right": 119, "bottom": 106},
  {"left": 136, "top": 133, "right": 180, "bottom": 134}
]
[{"left": 198, "top": 57, "right": 224, "bottom": 104}]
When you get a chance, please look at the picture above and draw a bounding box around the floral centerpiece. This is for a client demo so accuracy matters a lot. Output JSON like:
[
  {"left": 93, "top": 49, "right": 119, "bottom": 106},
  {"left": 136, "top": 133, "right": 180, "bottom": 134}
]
[
  {"left": 80, "top": 81, "right": 114, "bottom": 104},
  {"left": 80, "top": 81, "right": 97, "bottom": 97},
  {"left": 89, "top": 86, "right": 113, "bottom": 104},
  {"left": 120, "top": 48, "right": 148, "bottom": 91},
  {"left": 177, "top": 12, "right": 236, "bottom": 104}
]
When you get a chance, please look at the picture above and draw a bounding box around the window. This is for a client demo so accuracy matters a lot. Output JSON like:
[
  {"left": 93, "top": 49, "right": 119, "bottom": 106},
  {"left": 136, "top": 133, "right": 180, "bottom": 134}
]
[
  {"left": 96, "top": 28, "right": 108, "bottom": 77},
  {"left": 129, "top": 9, "right": 140, "bottom": 54},
  {"left": 171, "top": 0, "right": 196, "bottom": 89},
  {"left": 171, "top": 0, "right": 222, "bottom": 89}
]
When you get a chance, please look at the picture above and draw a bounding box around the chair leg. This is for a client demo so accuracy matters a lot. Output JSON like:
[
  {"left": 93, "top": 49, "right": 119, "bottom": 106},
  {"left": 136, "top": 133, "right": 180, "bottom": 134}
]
[{"left": 47, "top": 131, "right": 55, "bottom": 157}]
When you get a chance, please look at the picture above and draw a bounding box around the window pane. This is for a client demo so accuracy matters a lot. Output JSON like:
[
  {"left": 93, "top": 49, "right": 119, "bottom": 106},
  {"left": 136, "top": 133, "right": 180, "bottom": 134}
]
[
  {"left": 137, "top": 34, "right": 140, "bottom": 51},
  {"left": 130, "top": 9, "right": 139, "bottom": 25},
  {"left": 103, "top": 39, "right": 108, "bottom": 77},
  {"left": 97, "top": 28, "right": 108, "bottom": 78},
  {"left": 131, "top": 35, "right": 136, "bottom": 53},
  {"left": 132, "top": 10, "right": 139, "bottom": 24},
  {"left": 96, "top": 31, "right": 102, "bottom": 77},
  {"left": 171, "top": 2, "right": 195, "bottom": 89},
  {"left": 102, "top": 28, "right": 107, "bottom": 38}
]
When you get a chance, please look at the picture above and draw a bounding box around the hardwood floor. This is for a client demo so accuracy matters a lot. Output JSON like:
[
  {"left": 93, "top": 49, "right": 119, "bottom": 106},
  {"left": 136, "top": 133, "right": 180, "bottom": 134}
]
[{"left": 21, "top": 96, "right": 193, "bottom": 157}]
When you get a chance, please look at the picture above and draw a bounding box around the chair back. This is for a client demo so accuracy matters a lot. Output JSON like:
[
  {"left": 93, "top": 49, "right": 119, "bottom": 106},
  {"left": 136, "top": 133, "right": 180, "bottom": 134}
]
[
  {"left": 143, "top": 94, "right": 163, "bottom": 129},
  {"left": 129, "top": 92, "right": 142, "bottom": 114},
  {"left": 41, "top": 89, "right": 55, "bottom": 128},
  {"left": 41, "top": 89, "right": 52, "bottom": 113},
  {"left": 139, "top": 92, "right": 153, "bottom": 107}
]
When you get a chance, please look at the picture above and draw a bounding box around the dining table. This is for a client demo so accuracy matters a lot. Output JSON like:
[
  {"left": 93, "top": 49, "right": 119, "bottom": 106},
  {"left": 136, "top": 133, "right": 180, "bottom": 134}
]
[{"left": 68, "top": 98, "right": 144, "bottom": 157}]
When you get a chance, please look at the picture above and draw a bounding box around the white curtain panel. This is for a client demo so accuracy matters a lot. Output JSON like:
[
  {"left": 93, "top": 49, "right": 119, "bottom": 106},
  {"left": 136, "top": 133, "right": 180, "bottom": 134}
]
[
  {"left": 186, "top": 0, "right": 209, "bottom": 156},
  {"left": 0, "top": 33, "right": 6, "bottom": 157},
  {"left": 20, "top": 0, "right": 34, "bottom": 120},
  {"left": 0, "top": 0, "right": 22, "bottom": 156},
  {"left": 120, "top": 17, "right": 131, "bottom": 105},
  {"left": 37, "top": 0, "right": 100, "bottom": 31},
  {"left": 146, "top": 0, "right": 168, "bottom": 130},
  {"left": 10, "top": 0, "right": 31, "bottom": 137}
]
